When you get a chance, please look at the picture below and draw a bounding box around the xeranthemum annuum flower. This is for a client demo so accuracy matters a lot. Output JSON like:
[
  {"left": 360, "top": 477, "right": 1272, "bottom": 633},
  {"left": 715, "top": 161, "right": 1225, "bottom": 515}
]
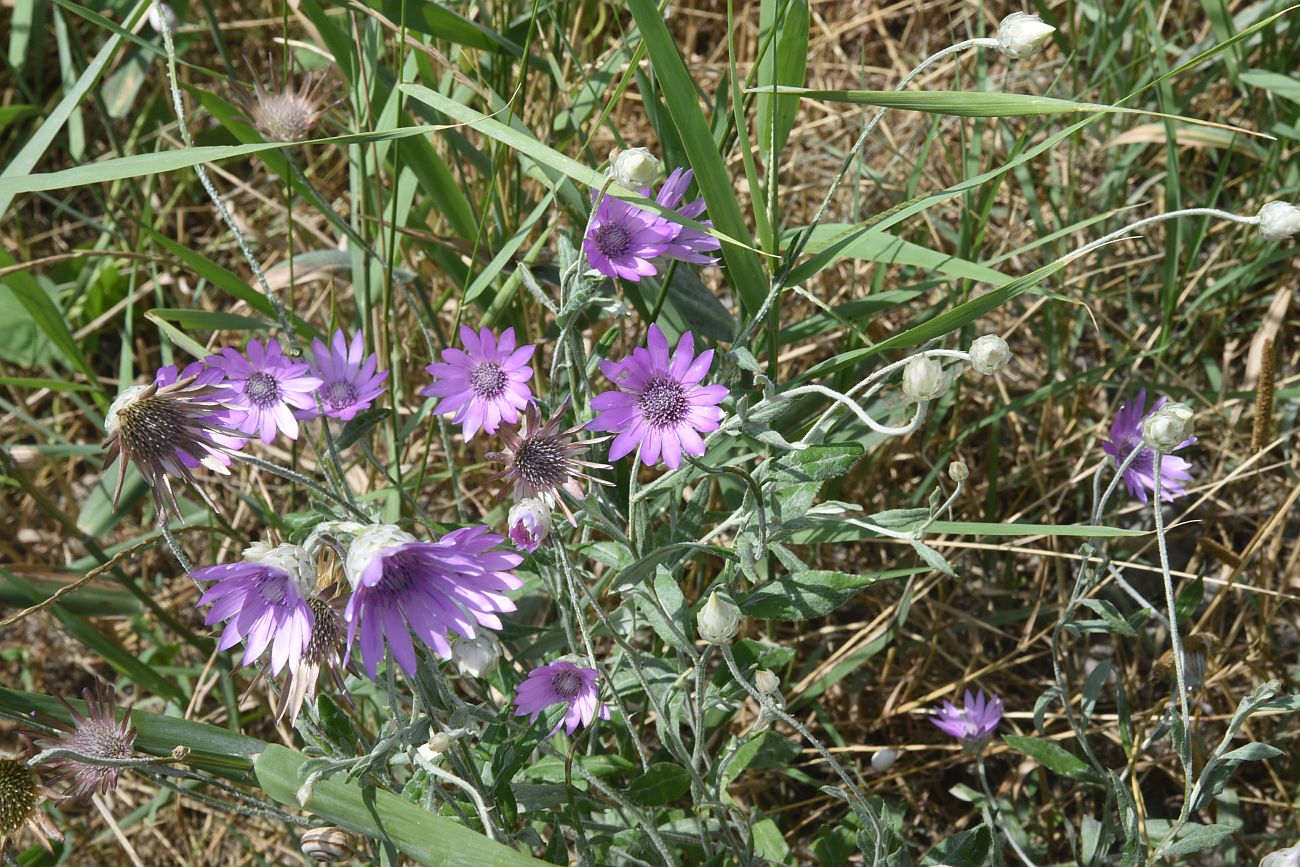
[
  {"left": 33, "top": 681, "right": 137, "bottom": 800},
  {"left": 102, "top": 363, "right": 240, "bottom": 521},
  {"left": 421, "top": 326, "right": 535, "bottom": 440},
  {"left": 488, "top": 399, "right": 612, "bottom": 525},
  {"left": 513, "top": 660, "right": 609, "bottom": 737},
  {"left": 343, "top": 524, "right": 523, "bottom": 679},
  {"left": 209, "top": 338, "right": 323, "bottom": 445},
  {"left": 1101, "top": 389, "right": 1195, "bottom": 504},
  {"left": 235, "top": 56, "right": 332, "bottom": 142},
  {"left": 0, "top": 759, "right": 61, "bottom": 854}
]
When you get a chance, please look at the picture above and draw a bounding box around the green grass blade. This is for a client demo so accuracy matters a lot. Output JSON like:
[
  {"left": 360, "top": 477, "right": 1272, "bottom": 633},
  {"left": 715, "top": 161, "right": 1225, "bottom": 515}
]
[{"left": 756, "top": 0, "right": 809, "bottom": 163}]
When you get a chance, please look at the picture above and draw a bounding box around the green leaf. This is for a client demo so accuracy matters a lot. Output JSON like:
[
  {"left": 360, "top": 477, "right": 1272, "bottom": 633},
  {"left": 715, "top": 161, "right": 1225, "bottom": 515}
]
[
  {"left": 147, "top": 308, "right": 272, "bottom": 333},
  {"left": 1175, "top": 574, "right": 1204, "bottom": 624},
  {"left": 1240, "top": 69, "right": 1300, "bottom": 105},
  {"left": 255, "top": 745, "right": 547, "bottom": 866},
  {"left": 740, "top": 568, "right": 920, "bottom": 620},
  {"left": 921, "top": 825, "right": 990, "bottom": 866},
  {"left": 0, "top": 574, "right": 141, "bottom": 617},
  {"left": 626, "top": 0, "right": 769, "bottom": 315},
  {"left": 336, "top": 408, "right": 392, "bottom": 450},
  {"left": 755, "top": 0, "right": 809, "bottom": 162},
  {"left": 909, "top": 539, "right": 956, "bottom": 577},
  {"left": 624, "top": 762, "right": 692, "bottom": 806},
  {"left": 0, "top": 247, "right": 96, "bottom": 380},
  {"left": 1003, "top": 735, "right": 1101, "bottom": 783},
  {"left": 1150, "top": 821, "right": 1239, "bottom": 857}
]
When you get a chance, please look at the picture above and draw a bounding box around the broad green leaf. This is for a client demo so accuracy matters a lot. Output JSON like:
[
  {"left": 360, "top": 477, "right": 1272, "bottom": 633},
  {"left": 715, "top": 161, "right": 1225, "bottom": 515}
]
[
  {"left": 921, "top": 825, "right": 990, "bottom": 866},
  {"left": 0, "top": 247, "right": 96, "bottom": 380},
  {"left": 741, "top": 568, "right": 920, "bottom": 620},
  {"left": 1003, "top": 734, "right": 1101, "bottom": 783},
  {"left": 256, "top": 745, "right": 547, "bottom": 866},
  {"left": 626, "top": 0, "right": 769, "bottom": 315},
  {"left": 624, "top": 762, "right": 692, "bottom": 806},
  {"left": 1240, "top": 69, "right": 1300, "bottom": 104},
  {"left": 1149, "top": 821, "right": 1239, "bottom": 857}
]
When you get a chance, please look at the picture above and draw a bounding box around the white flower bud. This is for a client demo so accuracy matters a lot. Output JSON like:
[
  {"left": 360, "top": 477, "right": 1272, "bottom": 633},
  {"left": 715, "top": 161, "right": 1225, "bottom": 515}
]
[
  {"left": 609, "top": 147, "right": 660, "bottom": 189},
  {"left": 948, "top": 461, "right": 970, "bottom": 483},
  {"left": 1259, "top": 843, "right": 1300, "bottom": 867},
  {"left": 871, "top": 748, "right": 898, "bottom": 772},
  {"left": 967, "top": 334, "right": 1011, "bottom": 375},
  {"left": 344, "top": 524, "right": 417, "bottom": 589},
  {"left": 1140, "top": 402, "right": 1194, "bottom": 453},
  {"left": 1257, "top": 201, "right": 1300, "bottom": 241},
  {"left": 754, "top": 669, "right": 780, "bottom": 696},
  {"left": 417, "top": 732, "right": 454, "bottom": 764},
  {"left": 996, "top": 12, "right": 1055, "bottom": 59},
  {"left": 696, "top": 592, "right": 741, "bottom": 645},
  {"left": 508, "top": 499, "right": 551, "bottom": 553},
  {"left": 245, "top": 542, "right": 316, "bottom": 597},
  {"left": 901, "top": 356, "right": 947, "bottom": 403},
  {"left": 147, "top": 2, "right": 177, "bottom": 33},
  {"left": 452, "top": 634, "right": 501, "bottom": 678}
]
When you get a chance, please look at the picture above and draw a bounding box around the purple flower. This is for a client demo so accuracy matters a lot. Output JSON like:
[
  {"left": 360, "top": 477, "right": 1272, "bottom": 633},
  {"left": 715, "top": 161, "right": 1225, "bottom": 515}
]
[
  {"left": 656, "top": 168, "right": 721, "bottom": 265},
  {"left": 209, "top": 339, "right": 322, "bottom": 445},
  {"left": 507, "top": 499, "right": 550, "bottom": 553},
  {"left": 513, "top": 660, "right": 610, "bottom": 737},
  {"left": 930, "top": 689, "right": 1004, "bottom": 744},
  {"left": 343, "top": 524, "right": 523, "bottom": 679},
  {"left": 587, "top": 324, "right": 727, "bottom": 469},
  {"left": 34, "top": 681, "right": 137, "bottom": 800},
  {"left": 191, "top": 543, "right": 316, "bottom": 675},
  {"left": 584, "top": 192, "right": 676, "bottom": 282},
  {"left": 301, "top": 329, "right": 388, "bottom": 421},
  {"left": 1101, "top": 389, "right": 1195, "bottom": 504},
  {"left": 421, "top": 326, "right": 534, "bottom": 440}
]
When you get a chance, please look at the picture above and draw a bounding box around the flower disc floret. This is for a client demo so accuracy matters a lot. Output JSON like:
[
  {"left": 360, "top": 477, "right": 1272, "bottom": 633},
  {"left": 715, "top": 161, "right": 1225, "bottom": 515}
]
[{"left": 587, "top": 325, "right": 727, "bottom": 469}]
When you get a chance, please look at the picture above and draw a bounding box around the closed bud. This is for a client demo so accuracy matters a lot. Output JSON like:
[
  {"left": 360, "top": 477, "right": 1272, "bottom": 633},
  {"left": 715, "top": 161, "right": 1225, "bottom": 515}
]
[
  {"left": 754, "top": 669, "right": 780, "bottom": 695},
  {"left": 417, "top": 732, "right": 454, "bottom": 764},
  {"left": 996, "top": 12, "right": 1055, "bottom": 59},
  {"left": 1257, "top": 201, "right": 1300, "bottom": 241},
  {"left": 147, "top": 2, "right": 177, "bottom": 33},
  {"left": 452, "top": 634, "right": 501, "bottom": 678},
  {"left": 948, "top": 461, "right": 970, "bottom": 483},
  {"left": 696, "top": 592, "right": 741, "bottom": 645},
  {"left": 871, "top": 748, "right": 898, "bottom": 772},
  {"left": 901, "top": 356, "right": 947, "bottom": 403},
  {"left": 508, "top": 499, "right": 551, "bottom": 553},
  {"left": 1141, "top": 402, "right": 1194, "bottom": 452},
  {"left": 610, "top": 147, "right": 660, "bottom": 189},
  {"left": 967, "top": 334, "right": 1011, "bottom": 375},
  {"left": 1259, "top": 843, "right": 1300, "bottom": 867}
]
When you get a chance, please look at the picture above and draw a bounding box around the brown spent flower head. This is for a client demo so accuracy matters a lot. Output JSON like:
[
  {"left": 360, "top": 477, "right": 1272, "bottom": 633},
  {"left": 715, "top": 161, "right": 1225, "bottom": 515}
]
[
  {"left": 1151, "top": 634, "right": 1218, "bottom": 685},
  {"left": 102, "top": 371, "right": 237, "bottom": 522},
  {"left": 236, "top": 55, "right": 332, "bottom": 142},
  {"left": 274, "top": 593, "right": 350, "bottom": 725},
  {"left": 486, "top": 399, "right": 613, "bottom": 525},
  {"left": 35, "top": 681, "right": 138, "bottom": 801},
  {"left": 0, "top": 759, "right": 61, "bottom": 854}
]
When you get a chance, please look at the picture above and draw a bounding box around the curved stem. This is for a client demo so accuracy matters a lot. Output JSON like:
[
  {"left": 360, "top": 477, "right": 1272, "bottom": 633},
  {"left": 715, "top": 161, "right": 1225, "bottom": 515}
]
[{"left": 977, "top": 752, "right": 1041, "bottom": 867}]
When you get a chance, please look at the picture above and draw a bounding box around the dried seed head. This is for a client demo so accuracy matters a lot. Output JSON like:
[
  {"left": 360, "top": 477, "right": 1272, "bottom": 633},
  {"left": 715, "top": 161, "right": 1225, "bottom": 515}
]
[
  {"left": 0, "top": 759, "right": 60, "bottom": 853},
  {"left": 237, "top": 58, "right": 331, "bottom": 143},
  {"left": 489, "top": 400, "right": 612, "bottom": 525},
  {"left": 35, "top": 682, "right": 137, "bottom": 800}
]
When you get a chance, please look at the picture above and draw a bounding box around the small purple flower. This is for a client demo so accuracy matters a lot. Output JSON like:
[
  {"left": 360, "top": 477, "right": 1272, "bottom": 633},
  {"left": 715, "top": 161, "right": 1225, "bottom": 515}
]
[
  {"left": 1101, "top": 389, "right": 1195, "bottom": 504},
  {"left": 584, "top": 192, "right": 676, "bottom": 282},
  {"left": 301, "top": 329, "right": 388, "bottom": 421},
  {"left": 587, "top": 324, "right": 727, "bottom": 469},
  {"left": 33, "top": 681, "right": 137, "bottom": 800},
  {"left": 513, "top": 660, "right": 610, "bottom": 737},
  {"left": 507, "top": 499, "right": 550, "bottom": 553},
  {"left": 209, "top": 339, "right": 322, "bottom": 445},
  {"left": 656, "top": 168, "right": 721, "bottom": 265},
  {"left": 931, "top": 689, "right": 1004, "bottom": 745},
  {"left": 421, "top": 326, "right": 534, "bottom": 440},
  {"left": 191, "top": 543, "right": 316, "bottom": 675},
  {"left": 343, "top": 524, "right": 523, "bottom": 679}
]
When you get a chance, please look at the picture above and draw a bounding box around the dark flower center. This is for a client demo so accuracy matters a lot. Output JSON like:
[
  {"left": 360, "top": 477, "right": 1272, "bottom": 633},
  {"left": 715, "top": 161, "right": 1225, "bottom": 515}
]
[
  {"left": 638, "top": 377, "right": 689, "bottom": 427},
  {"left": 551, "top": 668, "right": 584, "bottom": 700},
  {"left": 68, "top": 718, "right": 134, "bottom": 761},
  {"left": 593, "top": 223, "right": 632, "bottom": 258},
  {"left": 245, "top": 371, "right": 282, "bottom": 408},
  {"left": 376, "top": 550, "right": 422, "bottom": 600},
  {"left": 324, "top": 379, "right": 359, "bottom": 410},
  {"left": 305, "top": 596, "right": 343, "bottom": 664},
  {"left": 469, "top": 362, "right": 508, "bottom": 400},
  {"left": 512, "top": 435, "right": 569, "bottom": 490},
  {"left": 0, "top": 759, "right": 38, "bottom": 834},
  {"left": 119, "top": 395, "right": 188, "bottom": 459}
]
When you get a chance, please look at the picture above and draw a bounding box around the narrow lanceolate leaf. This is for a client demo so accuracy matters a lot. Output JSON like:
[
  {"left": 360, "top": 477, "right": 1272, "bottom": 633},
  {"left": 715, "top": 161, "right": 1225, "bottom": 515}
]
[
  {"left": 255, "top": 745, "right": 548, "bottom": 866},
  {"left": 1003, "top": 735, "right": 1102, "bottom": 783},
  {"left": 756, "top": 0, "right": 809, "bottom": 163},
  {"left": 626, "top": 0, "right": 770, "bottom": 316},
  {"left": 741, "top": 568, "right": 922, "bottom": 620}
]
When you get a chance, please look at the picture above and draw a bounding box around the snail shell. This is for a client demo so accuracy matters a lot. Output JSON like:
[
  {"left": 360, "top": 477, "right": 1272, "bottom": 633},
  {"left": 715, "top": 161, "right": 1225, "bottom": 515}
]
[{"left": 301, "top": 826, "right": 355, "bottom": 863}]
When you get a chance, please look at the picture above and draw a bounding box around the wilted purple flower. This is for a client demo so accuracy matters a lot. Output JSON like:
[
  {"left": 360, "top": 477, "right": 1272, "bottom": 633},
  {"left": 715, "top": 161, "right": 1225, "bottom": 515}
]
[
  {"left": 209, "top": 339, "right": 322, "bottom": 445},
  {"left": 103, "top": 362, "right": 241, "bottom": 521},
  {"left": 33, "top": 681, "right": 137, "bottom": 800},
  {"left": 488, "top": 400, "right": 612, "bottom": 525},
  {"left": 301, "top": 329, "right": 388, "bottom": 421},
  {"left": 584, "top": 192, "right": 676, "bottom": 281},
  {"left": 930, "top": 689, "right": 1004, "bottom": 745},
  {"left": 1101, "top": 389, "right": 1195, "bottom": 504},
  {"left": 587, "top": 325, "right": 727, "bottom": 469},
  {"left": 421, "top": 326, "right": 534, "bottom": 440},
  {"left": 343, "top": 524, "right": 523, "bottom": 679},
  {"left": 191, "top": 543, "right": 316, "bottom": 675},
  {"left": 513, "top": 660, "right": 610, "bottom": 737},
  {"left": 655, "top": 168, "right": 721, "bottom": 265},
  {"left": 274, "top": 593, "right": 349, "bottom": 725}
]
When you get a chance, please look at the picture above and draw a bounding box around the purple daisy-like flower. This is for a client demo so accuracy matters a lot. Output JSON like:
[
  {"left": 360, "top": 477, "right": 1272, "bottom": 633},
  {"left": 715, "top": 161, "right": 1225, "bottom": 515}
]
[
  {"left": 931, "top": 689, "right": 1004, "bottom": 745},
  {"left": 301, "top": 329, "right": 388, "bottom": 421},
  {"left": 1101, "top": 388, "right": 1195, "bottom": 504},
  {"left": 421, "top": 326, "right": 534, "bottom": 440},
  {"left": 587, "top": 324, "right": 727, "bottom": 469},
  {"left": 584, "top": 192, "right": 676, "bottom": 282},
  {"left": 209, "top": 339, "right": 322, "bottom": 445},
  {"left": 343, "top": 524, "right": 523, "bottom": 679},
  {"left": 191, "top": 543, "right": 316, "bottom": 675},
  {"left": 655, "top": 168, "right": 721, "bottom": 265},
  {"left": 513, "top": 660, "right": 610, "bottom": 737},
  {"left": 33, "top": 681, "right": 137, "bottom": 801}
]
